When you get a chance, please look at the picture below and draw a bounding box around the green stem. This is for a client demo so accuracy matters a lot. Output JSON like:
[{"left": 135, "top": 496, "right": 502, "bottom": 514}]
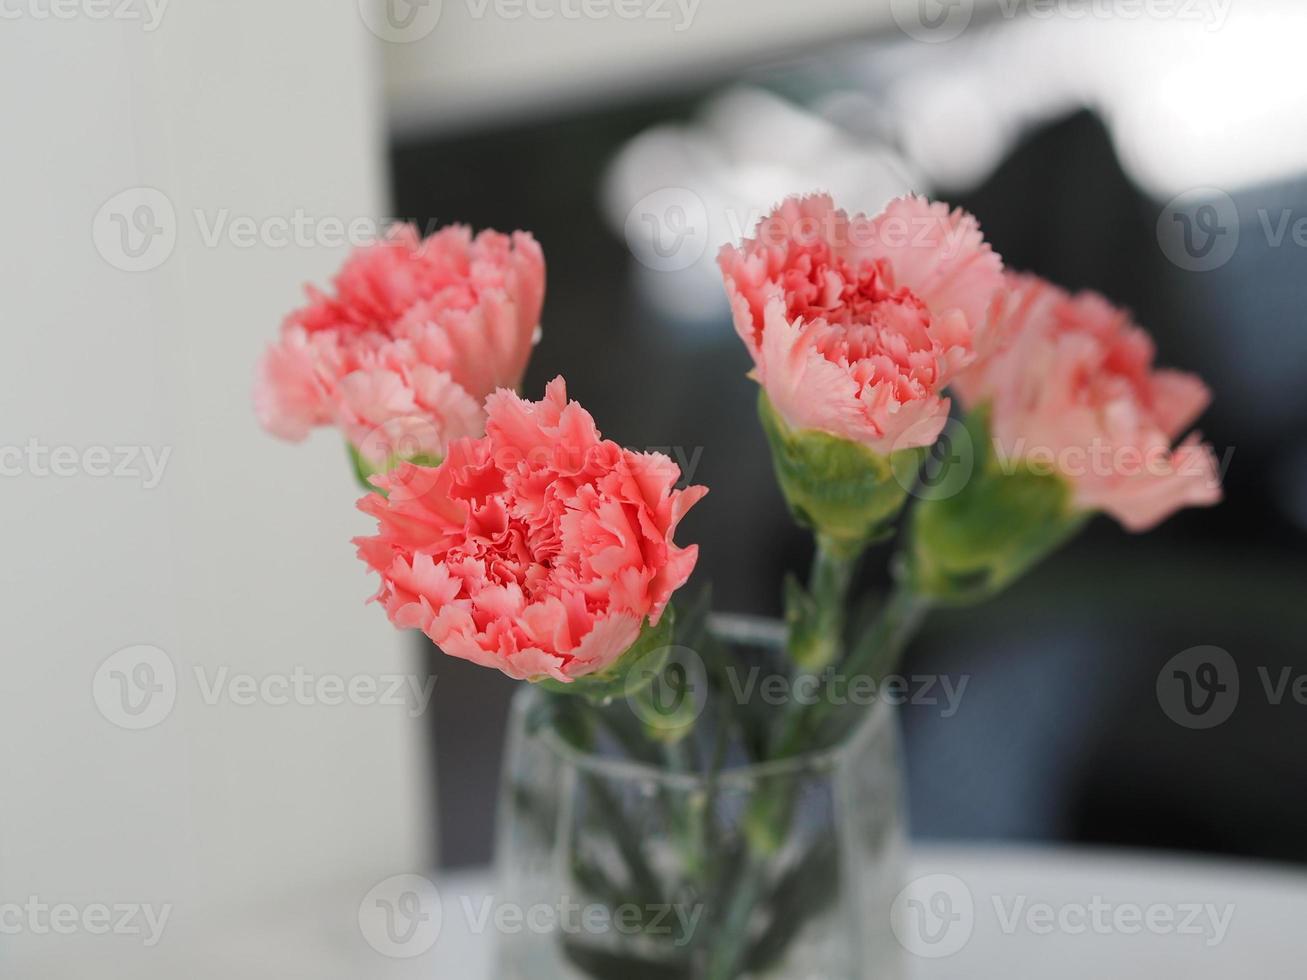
[
  {"left": 820, "top": 578, "right": 932, "bottom": 746},
  {"left": 703, "top": 857, "right": 768, "bottom": 980},
  {"left": 702, "top": 537, "right": 861, "bottom": 975},
  {"left": 843, "top": 579, "right": 932, "bottom": 683},
  {"left": 774, "top": 533, "right": 860, "bottom": 756},
  {"left": 789, "top": 533, "right": 860, "bottom": 671}
]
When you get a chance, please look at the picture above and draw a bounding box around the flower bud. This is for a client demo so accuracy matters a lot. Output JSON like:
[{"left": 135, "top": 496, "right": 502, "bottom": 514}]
[
  {"left": 758, "top": 391, "right": 921, "bottom": 555},
  {"left": 907, "top": 410, "right": 1086, "bottom": 603}
]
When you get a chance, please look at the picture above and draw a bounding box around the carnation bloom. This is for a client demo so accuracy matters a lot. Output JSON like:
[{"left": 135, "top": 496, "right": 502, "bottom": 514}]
[
  {"left": 255, "top": 223, "right": 545, "bottom": 465},
  {"left": 953, "top": 273, "right": 1222, "bottom": 531},
  {"left": 718, "top": 194, "right": 1004, "bottom": 455},
  {"left": 354, "top": 378, "right": 707, "bottom": 683}
]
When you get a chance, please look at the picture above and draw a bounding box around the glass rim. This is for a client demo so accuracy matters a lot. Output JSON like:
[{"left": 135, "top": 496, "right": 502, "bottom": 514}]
[{"left": 526, "top": 613, "right": 895, "bottom": 789}]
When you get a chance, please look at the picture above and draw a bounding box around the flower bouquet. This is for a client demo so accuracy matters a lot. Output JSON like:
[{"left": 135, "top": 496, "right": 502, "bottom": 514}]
[{"left": 257, "top": 195, "right": 1221, "bottom": 978}]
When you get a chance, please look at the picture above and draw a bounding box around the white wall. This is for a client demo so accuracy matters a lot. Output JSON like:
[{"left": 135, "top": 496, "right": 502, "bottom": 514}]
[{"left": 0, "top": 3, "right": 431, "bottom": 976}]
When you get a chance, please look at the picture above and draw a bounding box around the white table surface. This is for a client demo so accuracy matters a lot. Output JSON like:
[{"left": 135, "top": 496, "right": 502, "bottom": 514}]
[
  {"left": 22, "top": 844, "right": 1301, "bottom": 978},
  {"left": 437, "top": 845, "right": 1307, "bottom": 978}
]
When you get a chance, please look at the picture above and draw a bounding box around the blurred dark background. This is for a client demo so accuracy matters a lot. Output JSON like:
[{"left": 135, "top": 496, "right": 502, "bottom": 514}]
[{"left": 390, "top": 36, "right": 1307, "bottom": 870}]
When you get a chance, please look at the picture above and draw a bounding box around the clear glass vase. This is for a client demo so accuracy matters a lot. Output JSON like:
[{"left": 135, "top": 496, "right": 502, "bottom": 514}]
[{"left": 493, "top": 615, "right": 907, "bottom": 979}]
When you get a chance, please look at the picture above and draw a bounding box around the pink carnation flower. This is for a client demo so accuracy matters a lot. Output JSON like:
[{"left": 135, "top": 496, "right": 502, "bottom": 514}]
[
  {"left": 718, "top": 194, "right": 1004, "bottom": 454},
  {"left": 954, "top": 273, "right": 1222, "bottom": 531},
  {"left": 354, "top": 378, "right": 708, "bottom": 683},
  {"left": 255, "top": 223, "right": 545, "bottom": 464}
]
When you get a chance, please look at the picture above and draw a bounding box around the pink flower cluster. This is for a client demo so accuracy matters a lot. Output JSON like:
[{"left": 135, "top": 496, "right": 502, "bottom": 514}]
[
  {"left": 256, "top": 200, "right": 1223, "bottom": 683},
  {"left": 255, "top": 224, "right": 545, "bottom": 464},
  {"left": 718, "top": 194, "right": 1004, "bottom": 454},
  {"left": 720, "top": 194, "right": 1220, "bottom": 531},
  {"left": 354, "top": 379, "right": 707, "bottom": 682},
  {"left": 954, "top": 274, "right": 1221, "bottom": 530}
]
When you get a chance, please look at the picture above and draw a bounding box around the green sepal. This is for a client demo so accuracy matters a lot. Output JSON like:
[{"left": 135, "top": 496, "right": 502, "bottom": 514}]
[
  {"left": 534, "top": 612, "right": 675, "bottom": 706},
  {"left": 349, "top": 441, "right": 442, "bottom": 495},
  {"left": 908, "top": 407, "right": 1087, "bottom": 604},
  {"left": 757, "top": 391, "right": 919, "bottom": 556}
]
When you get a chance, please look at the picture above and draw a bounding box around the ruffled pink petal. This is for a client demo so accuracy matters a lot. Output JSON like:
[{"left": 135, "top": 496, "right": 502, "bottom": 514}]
[
  {"left": 719, "top": 194, "right": 1000, "bottom": 455},
  {"left": 1076, "top": 435, "right": 1223, "bottom": 532},
  {"left": 960, "top": 272, "right": 1222, "bottom": 531},
  {"left": 859, "top": 196, "right": 1004, "bottom": 333},
  {"left": 256, "top": 222, "right": 545, "bottom": 456},
  {"left": 354, "top": 379, "right": 705, "bottom": 682}
]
